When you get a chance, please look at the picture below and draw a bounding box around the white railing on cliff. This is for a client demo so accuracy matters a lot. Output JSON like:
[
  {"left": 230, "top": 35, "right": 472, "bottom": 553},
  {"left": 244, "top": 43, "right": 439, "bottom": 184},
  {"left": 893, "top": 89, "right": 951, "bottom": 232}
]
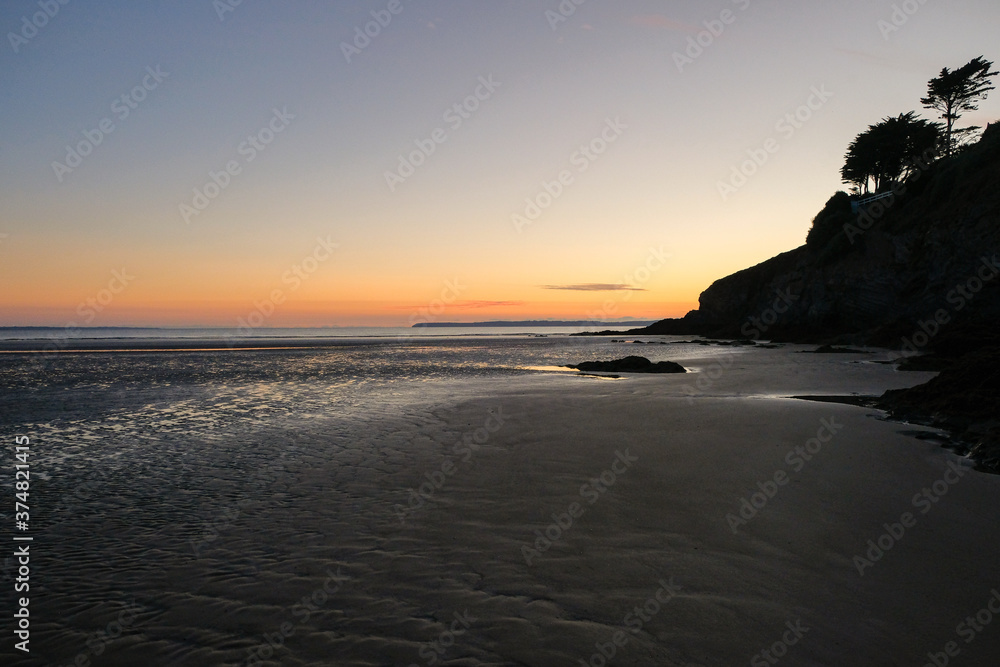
[{"left": 851, "top": 191, "right": 896, "bottom": 214}]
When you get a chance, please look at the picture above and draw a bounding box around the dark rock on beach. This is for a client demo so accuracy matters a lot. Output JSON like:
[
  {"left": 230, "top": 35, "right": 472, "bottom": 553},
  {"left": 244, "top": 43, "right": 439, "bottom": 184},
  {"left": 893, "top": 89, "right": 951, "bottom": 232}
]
[
  {"left": 567, "top": 356, "right": 686, "bottom": 373},
  {"left": 879, "top": 345, "right": 1000, "bottom": 472}
]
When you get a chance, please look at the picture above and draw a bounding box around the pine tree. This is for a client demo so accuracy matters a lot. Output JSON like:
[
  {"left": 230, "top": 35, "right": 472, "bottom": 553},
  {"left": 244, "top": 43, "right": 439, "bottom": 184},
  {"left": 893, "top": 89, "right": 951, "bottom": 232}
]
[{"left": 921, "top": 56, "right": 998, "bottom": 156}]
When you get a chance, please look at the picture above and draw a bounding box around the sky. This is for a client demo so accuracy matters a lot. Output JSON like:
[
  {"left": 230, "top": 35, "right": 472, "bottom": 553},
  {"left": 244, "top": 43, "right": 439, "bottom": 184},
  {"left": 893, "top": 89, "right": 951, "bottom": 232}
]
[{"left": 1, "top": 0, "right": 998, "bottom": 327}]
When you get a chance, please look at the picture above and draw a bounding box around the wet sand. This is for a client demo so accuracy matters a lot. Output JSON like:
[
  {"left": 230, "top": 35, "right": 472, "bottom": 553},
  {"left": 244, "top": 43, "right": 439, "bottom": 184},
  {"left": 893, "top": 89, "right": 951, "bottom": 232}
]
[{"left": 9, "top": 345, "right": 1000, "bottom": 665}]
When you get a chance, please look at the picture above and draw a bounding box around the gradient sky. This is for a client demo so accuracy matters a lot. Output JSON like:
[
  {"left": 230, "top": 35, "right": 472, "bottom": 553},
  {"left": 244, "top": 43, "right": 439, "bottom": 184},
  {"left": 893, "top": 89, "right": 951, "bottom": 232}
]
[{"left": 1, "top": 0, "right": 998, "bottom": 327}]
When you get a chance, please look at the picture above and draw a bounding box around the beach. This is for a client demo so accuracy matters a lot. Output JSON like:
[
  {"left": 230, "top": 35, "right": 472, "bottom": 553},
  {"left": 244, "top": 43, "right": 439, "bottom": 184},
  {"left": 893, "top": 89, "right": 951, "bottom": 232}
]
[
  {"left": 3, "top": 337, "right": 1000, "bottom": 665},
  {"left": 7, "top": 3, "right": 1000, "bottom": 665}
]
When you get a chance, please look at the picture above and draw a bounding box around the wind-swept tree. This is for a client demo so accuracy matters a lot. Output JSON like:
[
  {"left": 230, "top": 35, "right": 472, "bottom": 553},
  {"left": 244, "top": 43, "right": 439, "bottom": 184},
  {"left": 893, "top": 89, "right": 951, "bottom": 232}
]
[
  {"left": 921, "top": 56, "right": 998, "bottom": 156},
  {"left": 841, "top": 112, "right": 940, "bottom": 194}
]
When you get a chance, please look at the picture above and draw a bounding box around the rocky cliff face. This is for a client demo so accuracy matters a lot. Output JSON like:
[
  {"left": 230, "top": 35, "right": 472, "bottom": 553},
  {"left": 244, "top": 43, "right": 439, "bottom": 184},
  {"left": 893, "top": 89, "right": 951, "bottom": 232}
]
[
  {"left": 634, "top": 128, "right": 1000, "bottom": 469},
  {"left": 647, "top": 125, "right": 1000, "bottom": 346}
]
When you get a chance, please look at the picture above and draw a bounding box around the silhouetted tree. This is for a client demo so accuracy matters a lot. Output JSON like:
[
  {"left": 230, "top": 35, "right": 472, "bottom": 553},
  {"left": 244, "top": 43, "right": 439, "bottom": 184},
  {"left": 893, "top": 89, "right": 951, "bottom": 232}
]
[
  {"left": 921, "top": 56, "right": 998, "bottom": 156},
  {"left": 841, "top": 133, "right": 879, "bottom": 195},
  {"left": 841, "top": 113, "right": 940, "bottom": 194}
]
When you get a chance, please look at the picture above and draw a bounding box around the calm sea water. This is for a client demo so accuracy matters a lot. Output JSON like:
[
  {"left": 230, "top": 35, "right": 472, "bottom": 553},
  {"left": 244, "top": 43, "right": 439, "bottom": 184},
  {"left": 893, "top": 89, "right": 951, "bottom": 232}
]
[
  {"left": 0, "top": 325, "right": 651, "bottom": 341},
  {"left": 0, "top": 332, "right": 715, "bottom": 430},
  {"left": 0, "top": 331, "right": 728, "bottom": 493}
]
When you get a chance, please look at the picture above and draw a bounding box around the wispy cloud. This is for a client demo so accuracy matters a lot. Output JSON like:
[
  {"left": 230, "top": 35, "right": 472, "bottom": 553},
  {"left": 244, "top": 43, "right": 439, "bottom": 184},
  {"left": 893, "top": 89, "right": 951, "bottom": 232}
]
[
  {"left": 541, "top": 284, "right": 646, "bottom": 292},
  {"left": 629, "top": 15, "right": 697, "bottom": 33},
  {"left": 451, "top": 300, "right": 525, "bottom": 309},
  {"left": 395, "top": 300, "right": 523, "bottom": 310}
]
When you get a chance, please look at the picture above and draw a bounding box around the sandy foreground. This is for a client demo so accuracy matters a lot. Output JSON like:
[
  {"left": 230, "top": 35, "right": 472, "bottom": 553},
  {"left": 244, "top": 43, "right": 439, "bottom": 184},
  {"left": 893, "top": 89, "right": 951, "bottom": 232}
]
[{"left": 9, "top": 345, "right": 1000, "bottom": 666}]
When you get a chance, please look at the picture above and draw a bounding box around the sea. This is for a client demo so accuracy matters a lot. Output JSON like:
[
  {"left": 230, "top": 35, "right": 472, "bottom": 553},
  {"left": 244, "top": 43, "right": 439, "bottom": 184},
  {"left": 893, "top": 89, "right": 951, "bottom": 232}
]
[
  {"left": 0, "top": 325, "right": 652, "bottom": 341},
  {"left": 0, "top": 325, "right": 720, "bottom": 433}
]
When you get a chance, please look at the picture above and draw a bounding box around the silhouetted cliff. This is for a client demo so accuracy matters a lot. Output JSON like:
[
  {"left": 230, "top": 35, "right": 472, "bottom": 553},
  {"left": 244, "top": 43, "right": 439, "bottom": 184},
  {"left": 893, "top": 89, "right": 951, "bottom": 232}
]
[
  {"left": 638, "top": 124, "right": 1000, "bottom": 345},
  {"left": 633, "top": 125, "right": 1000, "bottom": 469}
]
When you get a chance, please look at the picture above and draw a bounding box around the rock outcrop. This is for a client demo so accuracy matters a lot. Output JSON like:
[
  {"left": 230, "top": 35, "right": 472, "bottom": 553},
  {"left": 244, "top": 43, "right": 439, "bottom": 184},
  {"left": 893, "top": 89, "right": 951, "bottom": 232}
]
[{"left": 567, "top": 356, "right": 686, "bottom": 373}]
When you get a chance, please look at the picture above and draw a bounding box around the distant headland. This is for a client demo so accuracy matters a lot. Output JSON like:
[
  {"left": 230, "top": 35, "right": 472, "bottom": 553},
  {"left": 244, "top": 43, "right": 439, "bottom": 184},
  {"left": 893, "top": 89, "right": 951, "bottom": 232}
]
[{"left": 411, "top": 320, "right": 656, "bottom": 328}]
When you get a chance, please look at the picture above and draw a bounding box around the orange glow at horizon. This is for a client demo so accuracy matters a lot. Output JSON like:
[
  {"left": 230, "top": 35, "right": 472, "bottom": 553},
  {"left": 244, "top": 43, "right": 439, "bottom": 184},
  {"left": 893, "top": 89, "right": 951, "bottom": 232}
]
[
  {"left": 0, "top": 233, "right": 703, "bottom": 326},
  {"left": 1, "top": 296, "right": 697, "bottom": 328}
]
